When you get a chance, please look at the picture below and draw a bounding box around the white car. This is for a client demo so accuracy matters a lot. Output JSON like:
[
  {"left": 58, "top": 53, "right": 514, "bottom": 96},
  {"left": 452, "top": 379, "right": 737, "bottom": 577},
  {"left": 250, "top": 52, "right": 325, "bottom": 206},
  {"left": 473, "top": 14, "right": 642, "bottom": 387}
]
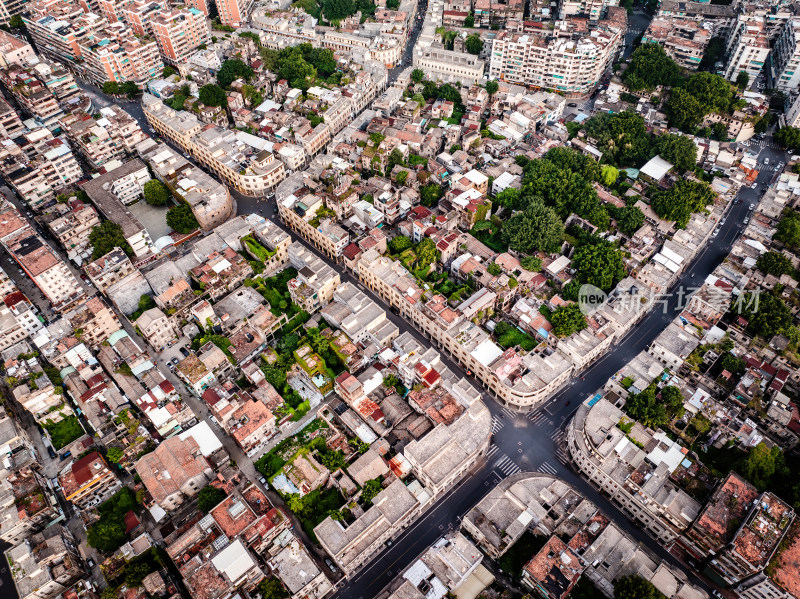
[
  {"left": 750, "top": 182, "right": 757, "bottom": 189},
  {"left": 743, "top": 218, "right": 750, "bottom": 224},
  {"left": 748, "top": 203, "right": 755, "bottom": 210}
]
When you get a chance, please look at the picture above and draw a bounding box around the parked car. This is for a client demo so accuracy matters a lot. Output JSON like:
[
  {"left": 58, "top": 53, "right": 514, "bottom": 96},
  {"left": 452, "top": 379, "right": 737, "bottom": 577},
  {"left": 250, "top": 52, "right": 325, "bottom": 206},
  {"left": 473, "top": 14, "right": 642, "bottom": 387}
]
[
  {"left": 744, "top": 218, "right": 750, "bottom": 224},
  {"left": 325, "top": 558, "right": 339, "bottom": 575},
  {"left": 749, "top": 203, "right": 755, "bottom": 210},
  {"left": 259, "top": 476, "right": 267, "bottom": 486},
  {"left": 59, "top": 451, "right": 72, "bottom": 461},
  {"left": 568, "top": 102, "right": 578, "bottom": 107},
  {"left": 47, "top": 446, "right": 56, "bottom": 459},
  {"left": 87, "top": 558, "right": 95, "bottom": 568},
  {"left": 750, "top": 182, "right": 757, "bottom": 189},
  {"left": 179, "top": 346, "right": 190, "bottom": 357}
]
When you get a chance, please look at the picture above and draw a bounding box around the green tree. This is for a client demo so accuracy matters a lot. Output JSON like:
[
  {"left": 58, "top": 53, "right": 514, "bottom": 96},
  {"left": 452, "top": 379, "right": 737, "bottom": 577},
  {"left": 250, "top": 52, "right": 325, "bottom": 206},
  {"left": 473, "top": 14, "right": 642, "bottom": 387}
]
[
  {"left": 125, "top": 562, "right": 151, "bottom": 588},
  {"left": 742, "top": 442, "right": 784, "bottom": 490},
  {"left": 166, "top": 204, "right": 200, "bottom": 234},
  {"left": 411, "top": 68, "right": 425, "bottom": 83},
  {"left": 720, "top": 352, "right": 745, "bottom": 375},
  {"left": 775, "top": 211, "right": 800, "bottom": 247},
  {"left": 775, "top": 127, "right": 800, "bottom": 152},
  {"left": 501, "top": 199, "right": 564, "bottom": 254},
  {"left": 420, "top": 183, "right": 444, "bottom": 207},
  {"left": 87, "top": 520, "right": 126, "bottom": 552},
  {"left": 621, "top": 44, "right": 682, "bottom": 92},
  {"left": 572, "top": 242, "right": 626, "bottom": 292},
  {"left": 651, "top": 179, "right": 715, "bottom": 228},
  {"left": 199, "top": 83, "right": 227, "bottom": 107},
  {"left": 485, "top": 79, "right": 499, "bottom": 97},
  {"left": 736, "top": 70, "right": 749, "bottom": 90},
  {"left": 389, "top": 235, "right": 412, "bottom": 253},
  {"left": 737, "top": 291, "right": 792, "bottom": 339},
  {"left": 487, "top": 262, "right": 501, "bottom": 276},
  {"left": 655, "top": 133, "right": 698, "bottom": 172},
  {"left": 684, "top": 71, "right": 735, "bottom": 114},
  {"left": 143, "top": 180, "right": 170, "bottom": 206},
  {"left": 102, "top": 81, "right": 120, "bottom": 95},
  {"left": 162, "top": 65, "right": 178, "bottom": 78},
  {"left": 583, "top": 111, "right": 651, "bottom": 167},
  {"left": 198, "top": 485, "right": 227, "bottom": 513},
  {"left": 614, "top": 575, "right": 666, "bottom": 599},
  {"left": 614, "top": 206, "right": 645, "bottom": 236},
  {"left": 259, "top": 578, "right": 290, "bottom": 599},
  {"left": 361, "top": 479, "right": 383, "bottom": 505},
  {"left": 665, "top": 87, "right": 706, "bottom": 130},
  {"left": 520, "top": 256, "right": 542, "bottom": 271},
  {"left": 464, "top": 13, "right": 474, "bottom": 27},
  {"left": 217, "top": 59, "right": 254, "bottom": 88},
  {"left": 660, "top": 385, "right": 685, "bottom": 419},
  {"left": 756, "top": 252, "right": 793, "bottom": 276},
  {"left": 9, "top": 15, "right": 24, "bottom": 29},
  {"left": 625, "top": 386, "right": 668, "bottom": 429},
  {"left": 106, "top": 447, "right": 124, "bottom": 464},
  {"left": 90, "top": 221, "right": 133, "bottom": 259},
  {"left": 121, "top": 81, "right": 139, "bottom": 98},
  {"left": 494, "top": 187, "right": 521, "bottom": 209},
  {"left": 465, "top": 34, "right": 483, "bottom": 55},
  {"left": 550, "top": 304, "right": 587, "bottom": 338},
  {"left": 600, "top": 165, "right": 619, "bottom": 186}
]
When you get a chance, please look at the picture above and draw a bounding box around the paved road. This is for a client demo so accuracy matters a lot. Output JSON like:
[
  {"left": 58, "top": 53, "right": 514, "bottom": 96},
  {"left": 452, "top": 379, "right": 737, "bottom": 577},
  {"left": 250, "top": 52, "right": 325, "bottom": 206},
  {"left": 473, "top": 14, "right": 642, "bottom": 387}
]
[{"left": 387, "top": 0, "right": 427, "bottom": 84}]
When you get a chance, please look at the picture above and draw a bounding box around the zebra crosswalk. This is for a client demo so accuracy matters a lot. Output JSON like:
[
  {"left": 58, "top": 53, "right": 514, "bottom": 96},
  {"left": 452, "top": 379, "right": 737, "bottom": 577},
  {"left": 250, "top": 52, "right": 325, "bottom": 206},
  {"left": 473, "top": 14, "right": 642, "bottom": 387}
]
[
  {"left": 741, "top": 138, "right": 781, "bottom": 152},
  {"left": 527, "top": 411, "right": 553, "bottom": 428},
  {"left": 538, "top": 461, "right": 559, "bottom": 476},
  {"left": 491, "top": 416, "right": 505, "bottom": 434},
  {"left": 494, "top": 454, "right": 522, "bottom": 477},
  {"left": 501, "top": 406, "right": 518, "bottom": 419},
  {"left": 486, "top": 444, "right": 501, "bottom": 460}
]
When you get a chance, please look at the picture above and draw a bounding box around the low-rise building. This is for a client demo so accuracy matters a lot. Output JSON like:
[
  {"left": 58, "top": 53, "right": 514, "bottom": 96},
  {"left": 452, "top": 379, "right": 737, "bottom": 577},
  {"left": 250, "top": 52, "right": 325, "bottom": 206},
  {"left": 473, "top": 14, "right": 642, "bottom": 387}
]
[
  {"left": 57, "top": 451, "right": 121, "bottom": 509},
  {"left": 136, "top": 307, "right": 178, "bottom": 351},
  {"left": 268, "top": 535, "right": 333, "bottom": 599},
  {"left": 566, "top": 396, "right": 701, "bottom": 545},
  {"left": 7, "top": 525, "right": 84, "bottom": 599},
  {"left": 135, "top": 434, "right": 213, "bottom": 511},
  {"left": 80, "top": 160, "right": 155, "bottom": 258}
]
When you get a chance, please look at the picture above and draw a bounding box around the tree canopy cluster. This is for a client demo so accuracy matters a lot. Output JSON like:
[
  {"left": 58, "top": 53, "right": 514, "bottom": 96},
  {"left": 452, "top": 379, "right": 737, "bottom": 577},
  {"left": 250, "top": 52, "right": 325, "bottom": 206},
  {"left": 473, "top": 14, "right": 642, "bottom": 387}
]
[
  {"left": 736, "top": 290, "right": 793, "bottom": 339},
  {"left": 143, "top": 179, "right": 170, "bottom": 206},
  {"left": 511, "top": 147, "right": 610, "bottom": 228},
  {"left": 622, "top": 44, "right": 682, "bottom": 92},
  {"left": 260, "top": 43, "right": 337, "bottom": 90},
  {"left": 90, "top": 221, "right": 132, "bottom": 260},
  {"left": 651, "top": 179, "right": 715, "bottom": 228},
  {"left": 583, "top": 111, "right": 651, "bottom": 167},
  {"left": 217, "top": 59, "right": 254, "bottom": 88},
  {"left": 614, "top": 575, "right": 666, "bottom": 599},
  {"left": 775, "top": 210, "right": 800, "bottom": 248},
  {"left": 665, "top": 72, "right": 739, "bottom": 131},
  {"left": 198, "top": 485, "right": 227, "bottom": 513},
  {"left": 569, "top": 241, "right": 627, "bottom": 295},
  {"left": 102, "top": 81, "right": 139, "bottom": 97},
  {"left": 775, "top": 126, "right": 800, "bottom": 153},
  {"left": 198, "top": 83, "right": 227, "bottom": 107},
  {"left": 166, "top": 204, "right": 200, "bottom": 234},
  {"left": 654, "top": 133, "right": 698, "bottom": 172},
  {"left": 465, "top": 34, "right": 483, "bottom": 55},
  {"left": 550, "top": 304, "right": 587, "bottom": 338},
  {"left": 756, "top": 252, "right": 794, "bottom": 276}
]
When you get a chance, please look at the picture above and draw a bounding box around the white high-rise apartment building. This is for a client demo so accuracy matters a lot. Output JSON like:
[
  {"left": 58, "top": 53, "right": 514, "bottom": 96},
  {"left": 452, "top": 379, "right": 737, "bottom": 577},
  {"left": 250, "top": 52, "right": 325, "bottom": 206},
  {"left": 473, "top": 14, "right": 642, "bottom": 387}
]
[
  {"left": 769, "top": 19, "right": 800, "bottom": 93},
  {"left": 489, "top": 9, "right": 626, "bottom": 98},
  {"left": 724, "top": 15, "right": 771, "bottom": 82}
]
